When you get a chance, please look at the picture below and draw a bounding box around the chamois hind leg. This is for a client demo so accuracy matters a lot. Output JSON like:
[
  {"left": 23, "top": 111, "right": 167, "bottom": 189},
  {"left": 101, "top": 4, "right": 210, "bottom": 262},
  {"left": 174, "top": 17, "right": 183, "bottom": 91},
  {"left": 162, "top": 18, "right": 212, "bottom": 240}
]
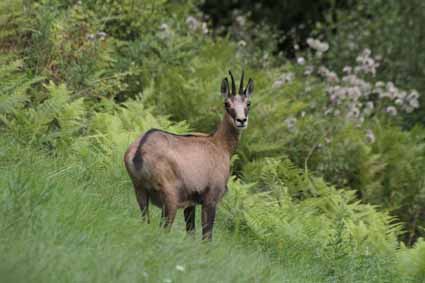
[
  {"left": 133, "top": 183, "right": 150, "bottom": 223},
  {"left": 201, "top": 203, "right": 217, "bottom": 241},
  {"left": 184, "top": 206, "right": 196, "bottom": 234}
]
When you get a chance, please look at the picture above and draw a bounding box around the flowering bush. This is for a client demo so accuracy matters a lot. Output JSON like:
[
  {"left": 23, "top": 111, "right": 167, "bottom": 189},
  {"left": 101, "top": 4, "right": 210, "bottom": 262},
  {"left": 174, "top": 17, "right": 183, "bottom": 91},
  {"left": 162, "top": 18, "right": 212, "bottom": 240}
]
[
  {"left": 271, "top": 39, "right": 421, "bottom": 153},
  {"left": 303, "top": 41, "right": 420, "bottom": 125},
  {"left": 317, "top": 0, "right": 425, "bottom": 127},
  {"left": 267, "top": 37, "right": 425, "bottom": 244}
]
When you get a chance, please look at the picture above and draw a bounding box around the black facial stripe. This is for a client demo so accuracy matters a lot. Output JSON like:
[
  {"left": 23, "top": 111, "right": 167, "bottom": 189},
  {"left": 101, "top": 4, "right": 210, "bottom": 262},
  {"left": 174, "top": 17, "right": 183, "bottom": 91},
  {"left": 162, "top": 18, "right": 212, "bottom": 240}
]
[{"left": 226, "top": 107, "right": 237, "bottom": 120}]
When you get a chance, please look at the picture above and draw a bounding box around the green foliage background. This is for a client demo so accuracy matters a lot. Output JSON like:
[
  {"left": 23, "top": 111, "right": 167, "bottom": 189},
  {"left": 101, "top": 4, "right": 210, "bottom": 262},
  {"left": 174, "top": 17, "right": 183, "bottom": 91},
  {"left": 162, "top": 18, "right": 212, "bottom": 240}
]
[{"left": 0, "top": 0, "right": 424, "bottom": 282}]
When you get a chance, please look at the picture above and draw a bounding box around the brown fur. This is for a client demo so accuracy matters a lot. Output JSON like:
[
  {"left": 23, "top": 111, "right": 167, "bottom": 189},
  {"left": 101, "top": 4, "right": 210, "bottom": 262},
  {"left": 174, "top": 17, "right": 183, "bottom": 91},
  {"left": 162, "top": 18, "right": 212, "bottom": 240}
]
[{"left": 124, "top": 72, "right": 253, "bottom": 240}]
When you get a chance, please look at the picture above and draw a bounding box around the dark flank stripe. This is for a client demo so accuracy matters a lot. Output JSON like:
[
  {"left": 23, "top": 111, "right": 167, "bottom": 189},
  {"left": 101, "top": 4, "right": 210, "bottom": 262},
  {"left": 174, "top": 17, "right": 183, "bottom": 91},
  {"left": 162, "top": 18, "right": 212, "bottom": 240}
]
[{"left": 133, "top": 129, "right": 158, "bottom": 170}]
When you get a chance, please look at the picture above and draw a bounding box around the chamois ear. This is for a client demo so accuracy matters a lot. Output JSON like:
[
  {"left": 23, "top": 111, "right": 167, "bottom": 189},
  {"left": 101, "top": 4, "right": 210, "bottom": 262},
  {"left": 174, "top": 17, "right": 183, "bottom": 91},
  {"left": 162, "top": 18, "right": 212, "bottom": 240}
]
[
  {"left": 221, "top": 78, "right": 230, "bottom": 99},
  {"left": 244, "top": 78, "right": 254, "bottom": 97}
]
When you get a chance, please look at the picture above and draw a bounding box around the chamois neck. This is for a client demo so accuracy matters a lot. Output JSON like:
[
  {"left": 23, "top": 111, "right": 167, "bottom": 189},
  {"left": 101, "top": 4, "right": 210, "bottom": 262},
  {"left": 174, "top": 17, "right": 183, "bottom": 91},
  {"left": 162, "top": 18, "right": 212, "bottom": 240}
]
[{"left": 212, "top": 112, "right": 241, "bottom": 155}]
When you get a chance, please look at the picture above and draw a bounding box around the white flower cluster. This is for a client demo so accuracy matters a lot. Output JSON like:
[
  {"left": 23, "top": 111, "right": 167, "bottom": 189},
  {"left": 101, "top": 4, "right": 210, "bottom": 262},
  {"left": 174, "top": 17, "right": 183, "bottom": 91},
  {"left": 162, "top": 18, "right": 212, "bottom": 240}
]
[
  {"left": 366, "top": 129, "right": 376, "bottom": 144},
  {"left": 354, "top": 49, "right": 379, "bottom": 76},
  {"left": 186, "top": 16, "right": 208, "bottom": 34},
  {"left": 306, "top": 38, "right": 329, "bottom": 57},
  {"left": 297, "top": 57, "right": 306, "bottom": 65},
  {"left": 313, "top": 48, "right": 421, "bottom": 122},
  {"left": 318, "top": 66, "right": 338, "bottom": 83},
  {"left": 375, "top": 82, "right": 420, "bottom": 113},
  {"left": 235, "top": 15, "right": 246, "bottom": 27},
  {"left": 159, "top": 23, "right": 173, "bottom": 39},
  {"left": 238, "top": 40, "right": 247, "bottom": 48},
  {"left": 306, "top": 38, "right": 329, "bottom": 53}
]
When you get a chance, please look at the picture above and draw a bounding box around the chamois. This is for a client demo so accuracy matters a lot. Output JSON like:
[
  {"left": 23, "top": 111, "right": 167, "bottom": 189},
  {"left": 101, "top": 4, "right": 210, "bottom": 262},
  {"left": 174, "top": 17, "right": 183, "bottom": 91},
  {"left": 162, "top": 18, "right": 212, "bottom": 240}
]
[{"left": 124, "top": 71, "right": 253, "bottom": 240}]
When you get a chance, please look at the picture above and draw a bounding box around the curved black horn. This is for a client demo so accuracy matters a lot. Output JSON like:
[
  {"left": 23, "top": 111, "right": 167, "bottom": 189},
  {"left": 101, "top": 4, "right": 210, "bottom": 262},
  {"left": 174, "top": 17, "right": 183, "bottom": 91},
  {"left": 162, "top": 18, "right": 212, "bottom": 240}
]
[
  {"left": 229, "top": 70, "right": 236, "bottom": 95},
  {"left": 239, "top": 70, "right": 245, "bottom": 95}
]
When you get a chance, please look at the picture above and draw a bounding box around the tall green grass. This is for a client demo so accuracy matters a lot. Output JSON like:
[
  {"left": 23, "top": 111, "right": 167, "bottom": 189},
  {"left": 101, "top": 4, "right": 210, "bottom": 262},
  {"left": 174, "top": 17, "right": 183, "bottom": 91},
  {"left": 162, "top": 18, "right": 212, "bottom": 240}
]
[
  {"left": 0, "top": 137, "right": 289, "bottom": 283},
  {"left": 0, "top": 134, "right": 414, "bottom": 283}
]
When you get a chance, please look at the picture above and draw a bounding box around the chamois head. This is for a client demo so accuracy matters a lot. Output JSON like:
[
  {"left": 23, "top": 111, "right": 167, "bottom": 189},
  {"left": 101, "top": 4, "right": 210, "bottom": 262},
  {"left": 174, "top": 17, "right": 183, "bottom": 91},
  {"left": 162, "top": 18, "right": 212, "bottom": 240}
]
[{"left": 221, "top": 70, "right": 254, "bottom": 129}]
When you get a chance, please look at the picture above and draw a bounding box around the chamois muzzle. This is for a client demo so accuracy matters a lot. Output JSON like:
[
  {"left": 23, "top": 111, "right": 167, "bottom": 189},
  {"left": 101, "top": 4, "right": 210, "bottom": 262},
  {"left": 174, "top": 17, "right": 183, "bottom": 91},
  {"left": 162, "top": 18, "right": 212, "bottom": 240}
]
[{"left": 235, "top": 118, "right": 247, "bottom": 128}]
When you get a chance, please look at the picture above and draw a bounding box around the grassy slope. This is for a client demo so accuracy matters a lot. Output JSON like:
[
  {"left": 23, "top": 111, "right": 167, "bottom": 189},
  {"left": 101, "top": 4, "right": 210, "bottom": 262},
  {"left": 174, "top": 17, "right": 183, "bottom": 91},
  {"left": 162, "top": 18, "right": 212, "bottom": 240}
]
[{"left": 0, "top": 136, "right": 332, "bottom": 283}]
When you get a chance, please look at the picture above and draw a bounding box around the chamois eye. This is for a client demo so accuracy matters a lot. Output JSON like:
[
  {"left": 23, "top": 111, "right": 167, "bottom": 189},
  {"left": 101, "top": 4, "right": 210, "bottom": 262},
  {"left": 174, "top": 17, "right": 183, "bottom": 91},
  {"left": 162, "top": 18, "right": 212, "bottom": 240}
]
[
  {"left": 247, "top": 102, "right": 251, "bottom": 108},
  {"left": 224, "top": 102, "right": 230, "bottom": 108}
]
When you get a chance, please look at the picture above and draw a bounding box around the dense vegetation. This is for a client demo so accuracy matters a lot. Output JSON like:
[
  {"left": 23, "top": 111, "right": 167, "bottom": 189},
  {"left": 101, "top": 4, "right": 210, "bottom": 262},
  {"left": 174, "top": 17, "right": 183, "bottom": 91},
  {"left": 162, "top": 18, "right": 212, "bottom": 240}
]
[
  {"left": 202, "top": 0, "right": 425, "bottom": 125},
  {"left": 1, "top": 0, "right": 424, "bottom": 282}
]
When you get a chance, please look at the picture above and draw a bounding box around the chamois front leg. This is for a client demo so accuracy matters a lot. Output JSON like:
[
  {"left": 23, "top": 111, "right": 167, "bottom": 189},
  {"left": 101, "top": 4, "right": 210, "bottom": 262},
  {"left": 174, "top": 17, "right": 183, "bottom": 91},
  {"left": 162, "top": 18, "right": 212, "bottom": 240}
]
[
  {"left": 134, "top": 185, "right": 150, "bottom": 223},
  {"left": 201, "top": 203, "right": 217, "bottom": 241},
  {"left": 160, "top": 197, "right": 177, "bottom": 230},
  {"left": 184, "top": 206, "right": 196, "bottom": 234}
]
